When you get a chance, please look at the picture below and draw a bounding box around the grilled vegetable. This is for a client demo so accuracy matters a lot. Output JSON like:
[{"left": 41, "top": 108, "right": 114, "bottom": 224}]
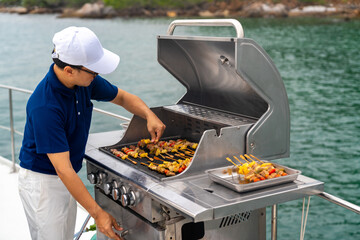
[
  {"left": 122, "top": 147, "right": 139, "bottom": 158},
  {"left": 225, "top": 155, "right": 288, "bottom": 183},
  {"left": 111, "top": 138, "right": 197, "bottom": 177}
]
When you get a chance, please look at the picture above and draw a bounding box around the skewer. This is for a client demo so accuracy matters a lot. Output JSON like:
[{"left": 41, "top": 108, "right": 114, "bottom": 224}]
[
  {"left": 144, "top": 161, "right": 176, "bottom": 176},
  {"left": 249, "top": 154, "right": 265, "bottom": 164},
  {"left": 184, "top": 151, "right": 195, "bottom": 156},
  {"left": 126, "top": 156, "right": 138, "bottom": 165},
  {"left": 137, "top": 151, "right": 153, "bottom": 161},
  {"left": 164, "top": 154, "right": 181, "bottom": 161},
  {"left": 153, "top": 156, "right": 164, "bottom": 162},
  {"left": 154, "top": 156, "right": 177, "bottom": 163},
  {"left": 245, "top": 154, "right": 264, "bottom": 164},
  {"left": 179, "top": 148, "right": 194, "bottom": 155},
  {"left": 137, "top": 150, "right": 153, "bottom": 161},
  {"left": 240, "top": 155, "right": 251, "bottom": 163},
  {"left": 164, "top": 152, "right": 174, "bottom": 158},
  {"left": 177, "top": 153, "right": 193, "bottom": 159},
  {"left": 233, "top": 156, "right": 243, "bottom": 165},
  {"left": 159, "top": 153, "right": 170, "bottom": 160},
  {"left": 175, "top": 154, "right": 187, "bottom": 159},
  {"left": 178, "top": 147, "right": 194, "bottom": 152},
  {"left": 226, "top": 157, "right": 239, "bottom": 167},
  {"left": 161, "top": 153, "right": 176, "bottom": 160}
]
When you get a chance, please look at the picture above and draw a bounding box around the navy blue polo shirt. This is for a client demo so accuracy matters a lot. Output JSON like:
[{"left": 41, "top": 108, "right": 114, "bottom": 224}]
[{"left": 19, "top": 64, "right": 118, "bottom": 175}]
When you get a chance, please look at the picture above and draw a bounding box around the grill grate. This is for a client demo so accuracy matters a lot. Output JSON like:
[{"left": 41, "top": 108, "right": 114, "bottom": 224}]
[
  {"left": 164, "top": 104, "right": 256, "bottom": 126},
  {"left": 99, "top": 136, "right": 197, "bottom": 180},
  {"left": 219, "top": 211, "right": 251, "bottom": 228}
]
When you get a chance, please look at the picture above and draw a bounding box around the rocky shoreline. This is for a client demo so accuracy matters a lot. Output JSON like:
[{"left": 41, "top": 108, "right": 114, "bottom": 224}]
[{"left": 1, "top": 1, "right": 360, "bottom": 19}]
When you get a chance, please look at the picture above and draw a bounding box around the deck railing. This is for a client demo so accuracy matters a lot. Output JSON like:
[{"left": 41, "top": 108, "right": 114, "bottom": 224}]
[{"left": 0, "top": 84, "right": 130, "bottom": 173}]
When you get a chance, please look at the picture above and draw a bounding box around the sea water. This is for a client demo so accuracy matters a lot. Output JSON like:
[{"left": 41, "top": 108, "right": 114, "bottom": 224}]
[{"left": 0, "top": 13, "right": 359, "bottom": 239}]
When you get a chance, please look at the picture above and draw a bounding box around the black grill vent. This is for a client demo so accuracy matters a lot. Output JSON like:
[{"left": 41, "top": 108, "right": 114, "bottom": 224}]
[{"left": 219, "top": 211, "right": 251, "bottom": 228}]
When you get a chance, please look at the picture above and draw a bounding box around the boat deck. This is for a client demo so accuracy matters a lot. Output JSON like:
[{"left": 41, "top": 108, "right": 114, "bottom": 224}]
[{"left": 0, "top": 156, "right": 96, "bottom": 240}]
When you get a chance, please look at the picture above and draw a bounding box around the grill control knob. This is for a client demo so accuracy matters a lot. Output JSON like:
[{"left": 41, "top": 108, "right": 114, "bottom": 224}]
[
  {"left": 111, "top": 180, "right": 121, "bottom": 201},
  {"left": 103, "top": 183, "right": 112, "bottom": 195},
  {"left": 97, "top": 172, "right": 107, "bottom": 185},
  {"left": 128, "top": 190, "right": 136, "bottom": 206},
  {"left": 120, "top": 193, "right": 129, "bottom": 207},
  {"left": 112, "top": 188, "right": 120, "bottom": 201},
  {"left": 87, "top": 173, "right": 97, "bottom": 184},
  {"left": 119, "top": 185, "right": 127, "bottom": 195},
  {"left": 121, "top": 190, "right": 136, "bottom": 207}
]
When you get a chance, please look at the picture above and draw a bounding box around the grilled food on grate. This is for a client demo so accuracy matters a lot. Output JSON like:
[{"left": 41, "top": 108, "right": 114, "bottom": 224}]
[{"left": 110, "top": 138, "right": 197, "bottom": 176}]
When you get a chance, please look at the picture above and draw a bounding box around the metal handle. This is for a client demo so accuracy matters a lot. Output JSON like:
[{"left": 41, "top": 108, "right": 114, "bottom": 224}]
[
  {"left": 318, "top": 192, "right": 360, "bottom": 214},
  {"left": 167, "top": 19, "right": 244, "bottom": 38},
  {"left": 73, "top": 214, "right": 91, "bottom": 240},
  {"left": 120, "top": 229, "right": 129, "bottom": 237}
]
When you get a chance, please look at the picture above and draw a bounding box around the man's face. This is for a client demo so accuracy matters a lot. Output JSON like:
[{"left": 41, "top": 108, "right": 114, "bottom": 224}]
[{"left": 72, "top": 67, "right": 98, "bottom": 87}]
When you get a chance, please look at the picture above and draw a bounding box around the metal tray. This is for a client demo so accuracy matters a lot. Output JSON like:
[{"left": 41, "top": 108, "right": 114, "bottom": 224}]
[{"left": 206, "top": 163, "right": 301, "bottom": 193}]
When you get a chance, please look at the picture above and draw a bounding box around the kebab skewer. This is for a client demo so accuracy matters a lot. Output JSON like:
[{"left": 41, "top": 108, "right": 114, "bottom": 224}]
[
  {"left": 110, "top": 149, "right": 137, "bottom": 165},
  {"left": 122, "top": 147, "right": 139, "bottom": 158},
  {"left": 233, "top": 156, "right": 244, "bottom": 165},
  {"left": 248, "top": 154, "right": 265, "bottom": 164},
  {"left": 240, "top": 155, "right": 251, "bottom": 163},
  {"left": 139, "top": 139, "right": 198, "bottom": 154},
  {"left": 140, "top": 162, "right": 175, "bottom": 176},
  {"left": 225, "top": 156, "right": 287, "bottom": 183},
  {"left": 153, "top": 157, "right": 192, "bottom": 174},
  {"left": 129, "top": 145, "right": 153, "bottom": 161}
]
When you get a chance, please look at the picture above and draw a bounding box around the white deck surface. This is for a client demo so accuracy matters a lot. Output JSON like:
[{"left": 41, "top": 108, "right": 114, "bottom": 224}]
[{"left": 0, "top": 156, "right": 96, "bottom": 240}]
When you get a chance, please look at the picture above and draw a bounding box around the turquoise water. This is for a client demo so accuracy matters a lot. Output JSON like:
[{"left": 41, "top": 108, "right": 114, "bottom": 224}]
[{"left": 0, "top": 13, "right": 359, "bottom": 239}]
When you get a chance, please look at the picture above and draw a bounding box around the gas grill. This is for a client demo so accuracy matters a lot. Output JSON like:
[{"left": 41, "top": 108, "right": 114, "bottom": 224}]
[{"left": 85, "top": 19, "right": 324, "bottom": 240}]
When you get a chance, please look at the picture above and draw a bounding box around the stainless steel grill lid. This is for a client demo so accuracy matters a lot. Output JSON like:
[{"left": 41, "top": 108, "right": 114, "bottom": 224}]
[{"left": 158, "top": 19, "right": 290, "bottom": 160}]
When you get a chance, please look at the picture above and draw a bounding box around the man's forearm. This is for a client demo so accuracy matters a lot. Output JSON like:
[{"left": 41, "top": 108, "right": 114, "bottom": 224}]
[
  {"left": 111, "top": 88, "right": 155, "bottom": 120},
  {"left": 56, "top": 167, "right": 101, "bottom": 218},
  {"left": 111, "top": 87, "right": 166, "bottom": 142}
]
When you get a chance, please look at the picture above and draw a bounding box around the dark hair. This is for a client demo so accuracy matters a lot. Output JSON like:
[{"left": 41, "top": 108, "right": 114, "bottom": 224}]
[
  {"left": 52, "top": 57, "right": 82, "bottom": 69},
  {"left": 52, "top": 49, "right": 82, "bottom": 69}
]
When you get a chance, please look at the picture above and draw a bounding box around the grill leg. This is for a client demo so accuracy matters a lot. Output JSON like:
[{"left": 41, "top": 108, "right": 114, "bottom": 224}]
[{"left": 271, "top": 204, "right": 278, "bottom": 240}]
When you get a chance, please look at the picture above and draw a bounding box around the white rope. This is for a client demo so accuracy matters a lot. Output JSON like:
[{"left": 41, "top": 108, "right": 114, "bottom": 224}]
[
  {"left": 300, "top": 196, "right": 311, "bottom": 240},
  {"left": 300, "top": 198, "right": 305, "bottom": 240},
  {"left": 302, "top": 196, "right": 311, "bottom": 239}
]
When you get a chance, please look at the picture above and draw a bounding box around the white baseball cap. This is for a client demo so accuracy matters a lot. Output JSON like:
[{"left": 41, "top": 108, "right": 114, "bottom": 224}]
[{"left": 52, "top": 26, "right": 120, "bottom": 74}]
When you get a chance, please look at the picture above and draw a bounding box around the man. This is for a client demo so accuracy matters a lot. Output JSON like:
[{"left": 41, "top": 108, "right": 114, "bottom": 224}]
[{"left": 18, "top": 26, "right": 165, "bottom": 240}]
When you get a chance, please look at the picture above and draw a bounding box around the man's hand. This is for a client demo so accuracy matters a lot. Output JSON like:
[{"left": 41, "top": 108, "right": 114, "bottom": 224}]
[
  {"left": 147, "top": 114, "right": 166, "bottom": 143},
  {"left": 94, "top": 209, "right": 123, "bottom": 240},
  {"left": 47, "top": 152, "right": 124, "bottom": 240}
]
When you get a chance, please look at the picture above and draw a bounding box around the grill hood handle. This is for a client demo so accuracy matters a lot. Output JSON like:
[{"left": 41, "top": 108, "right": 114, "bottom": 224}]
[{"left": 167, "top": 19, "right": 244, "bottom": 38}]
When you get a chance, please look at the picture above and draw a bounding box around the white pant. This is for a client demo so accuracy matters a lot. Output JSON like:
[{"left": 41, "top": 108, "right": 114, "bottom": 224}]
[{"left": 18, "top": 167, "right": 77, "bottom": 240}]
